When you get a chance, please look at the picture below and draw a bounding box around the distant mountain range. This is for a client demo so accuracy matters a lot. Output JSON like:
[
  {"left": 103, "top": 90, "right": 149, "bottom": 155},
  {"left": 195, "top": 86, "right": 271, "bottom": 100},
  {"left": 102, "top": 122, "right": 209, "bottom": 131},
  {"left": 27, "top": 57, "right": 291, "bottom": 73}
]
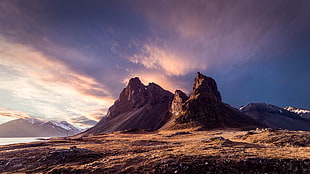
[
  {"left": 0, "top": 118, "right": 82, "bottom": 137},
  {"left": 240, "top": 103, "right": 310, "bottom": 131},
  {"left": 284, "top": 106, "right": 310, "bottom": 120},
  {"left": 79, "top": 72, "right": 310, "bottom": 137}
]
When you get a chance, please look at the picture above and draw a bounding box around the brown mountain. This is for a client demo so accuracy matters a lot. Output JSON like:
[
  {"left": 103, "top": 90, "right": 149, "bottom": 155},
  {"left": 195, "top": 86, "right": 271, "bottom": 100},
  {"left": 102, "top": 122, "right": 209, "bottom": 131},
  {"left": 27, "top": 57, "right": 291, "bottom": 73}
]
[
  {"left": 164, "top": 72, "right": 262, "bottom": 130},
  {"left": 82, "top": 72, "right": 264, "bottom": 136},
  {"left": 83, "top": 77, "right": 174, "bottom": 135}
]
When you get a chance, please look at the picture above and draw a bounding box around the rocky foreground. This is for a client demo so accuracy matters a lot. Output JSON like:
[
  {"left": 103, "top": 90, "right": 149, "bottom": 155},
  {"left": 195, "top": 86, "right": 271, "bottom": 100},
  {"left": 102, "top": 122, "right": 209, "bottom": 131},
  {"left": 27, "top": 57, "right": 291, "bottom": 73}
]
[{"left": 1, "top": 128, "right": 310, "bottom": 173}]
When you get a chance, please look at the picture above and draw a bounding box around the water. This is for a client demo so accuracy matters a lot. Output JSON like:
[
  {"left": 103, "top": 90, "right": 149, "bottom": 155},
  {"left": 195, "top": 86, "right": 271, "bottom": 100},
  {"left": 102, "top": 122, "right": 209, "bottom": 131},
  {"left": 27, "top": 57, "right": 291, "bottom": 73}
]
[{"left": 0, "top": 137, "right": 49, "bottom": 146}]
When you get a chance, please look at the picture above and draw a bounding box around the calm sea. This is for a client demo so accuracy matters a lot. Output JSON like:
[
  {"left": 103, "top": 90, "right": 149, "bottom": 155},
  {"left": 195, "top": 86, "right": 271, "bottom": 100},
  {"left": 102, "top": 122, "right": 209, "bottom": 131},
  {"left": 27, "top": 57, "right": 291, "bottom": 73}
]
[{"left": 0, "top": 137, "right": 49, "bottom": 146}]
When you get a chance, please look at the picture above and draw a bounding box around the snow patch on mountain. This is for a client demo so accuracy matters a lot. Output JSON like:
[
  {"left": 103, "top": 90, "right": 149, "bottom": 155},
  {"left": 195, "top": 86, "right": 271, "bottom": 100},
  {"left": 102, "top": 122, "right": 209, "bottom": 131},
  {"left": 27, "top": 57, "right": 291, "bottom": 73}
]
[
  {"left": 285, "top": 106, "right": 310, "bottom": 115},
  {"left": 27, "top": 118, "right": 45, "bottom": 125},
  {"left": 48, "top": 120, "right": 81, "bottom": 131}
]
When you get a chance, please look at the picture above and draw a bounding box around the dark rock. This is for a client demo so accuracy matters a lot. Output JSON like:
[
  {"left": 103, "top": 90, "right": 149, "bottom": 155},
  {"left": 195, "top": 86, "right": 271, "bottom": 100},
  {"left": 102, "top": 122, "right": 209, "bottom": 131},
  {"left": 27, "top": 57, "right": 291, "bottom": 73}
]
[
  {"left": 165, "top": 72, "right": 262, "bottom": 130},
  {"left": 167, "top": 131, "right": 192, "bottom": 137},
  {"left": 190, "top": 72, "right": 221, "bottom": 101},
  {"left": 82, "top": 72, "right": 264, "bottom": 136},
  {"left": 170, "top": 90, "right": 189, "bottom": 116},
  {"left": 83, "top": 77, "right": 174, "bottom": 135}
]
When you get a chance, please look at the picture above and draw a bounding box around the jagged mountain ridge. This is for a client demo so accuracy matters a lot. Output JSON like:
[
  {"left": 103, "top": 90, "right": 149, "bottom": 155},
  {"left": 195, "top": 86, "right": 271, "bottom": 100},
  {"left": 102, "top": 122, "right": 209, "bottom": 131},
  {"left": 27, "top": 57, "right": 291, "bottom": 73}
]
[
  {"left": 83, "top": 77, "right": 174, "bottom": 135},
  {"left": 83, "top": 73, "right": 264, "bottom": 135},
  {"left": 81, "top": 72, "right": 309, "bottom": 135},
  {"left": 240, "top": 103, "right": 310, "bottom": 131},
  {"left": 164, "top": 72, "right": 263, "bottom": 130},
  {"left": 0, "top": 118, "right": 82, "bottom": 137}
]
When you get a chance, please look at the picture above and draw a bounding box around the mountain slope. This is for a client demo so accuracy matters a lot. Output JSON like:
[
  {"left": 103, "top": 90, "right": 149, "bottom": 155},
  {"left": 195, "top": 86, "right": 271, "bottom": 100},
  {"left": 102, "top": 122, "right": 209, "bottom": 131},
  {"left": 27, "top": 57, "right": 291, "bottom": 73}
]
[
  {"left": 164, "top": 72, "right": 263, "bottom": 130},
  {"left": 83, "top": 77, "right": 174, "bottom": 135},
  {"left": 240, "top": 103, "right": 310, "bottom": 131},
  {"left": 0, "top": 118, "right": 81, "bottom": 137},
  {"left": 285, "top": 106, "right": 310, "bottom": 120}
]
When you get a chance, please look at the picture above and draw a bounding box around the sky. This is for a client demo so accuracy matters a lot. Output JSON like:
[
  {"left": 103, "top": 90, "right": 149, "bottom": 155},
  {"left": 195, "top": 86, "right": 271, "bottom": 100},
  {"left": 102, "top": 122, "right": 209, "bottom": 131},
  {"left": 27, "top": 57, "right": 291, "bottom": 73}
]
[{"left": 0, "top": 0, "right": 309, "bottom": 128}]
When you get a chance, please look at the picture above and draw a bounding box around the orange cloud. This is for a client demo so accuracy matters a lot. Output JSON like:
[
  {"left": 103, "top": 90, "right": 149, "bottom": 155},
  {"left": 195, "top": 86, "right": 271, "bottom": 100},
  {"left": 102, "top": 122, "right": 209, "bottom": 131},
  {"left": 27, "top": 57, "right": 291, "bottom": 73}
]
[
  {"left": 129, "top": 44, "right": 207, "bottom": 76},
  {"left": 69, "top": 108, "right": 108, "bottom": 128},
  {"left": 0, "top": 37, "right": 113, "bottom": 101},
  {"left": 0, "top": 36, "right": 114, "bottom": 122},
  {"left": 0, "top": 108, "right": 30, "bottom": 119}
]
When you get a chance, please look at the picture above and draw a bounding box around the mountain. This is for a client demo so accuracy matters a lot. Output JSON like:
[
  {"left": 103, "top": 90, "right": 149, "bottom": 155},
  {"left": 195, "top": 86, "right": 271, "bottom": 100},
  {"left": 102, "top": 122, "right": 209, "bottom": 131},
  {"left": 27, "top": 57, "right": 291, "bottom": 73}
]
[
  {"left": 164, "top": 72, "right": 262, "bottom": 130},
  {"left": 0, "top": 118, "right": 82, "bottom": 137},
  {"left": 240, "top": 103, "right": 310, "bottom": 131},
  {"left": 83, "top": 77, "right": 174, "bottom": 135},
  {"left": 284, "top": 106, "right": 310, "bottom": 120},
  {"left": 81, "top": 72, "right": 309, "bottom": 135}
]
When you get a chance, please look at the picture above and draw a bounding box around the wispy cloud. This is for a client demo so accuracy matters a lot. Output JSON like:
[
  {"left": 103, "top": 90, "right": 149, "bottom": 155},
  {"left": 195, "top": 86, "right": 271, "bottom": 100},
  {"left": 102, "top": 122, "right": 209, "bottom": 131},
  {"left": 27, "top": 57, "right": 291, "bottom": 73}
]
[
  {"left": 129, "top": 44, "right": 207, "bottom": 76},
  {"left": 0, "top": 36, "right": 113, "bottom": 123},
  {"left": 133, "top": 0, "right": 310, "bottom": 71},
  {"left": 70, "top": 115, "right": 99, "bottom": 128},
  {"left": 0, "top": 108, "right": 30, "bottom": 119}
]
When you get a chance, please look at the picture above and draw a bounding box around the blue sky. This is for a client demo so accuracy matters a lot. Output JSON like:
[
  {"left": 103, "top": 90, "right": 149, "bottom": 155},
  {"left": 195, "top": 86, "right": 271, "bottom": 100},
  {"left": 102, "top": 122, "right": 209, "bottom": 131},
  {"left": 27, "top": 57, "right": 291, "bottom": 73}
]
[{"left": 0, "top": 0, "right": 309, "bottom": 128}]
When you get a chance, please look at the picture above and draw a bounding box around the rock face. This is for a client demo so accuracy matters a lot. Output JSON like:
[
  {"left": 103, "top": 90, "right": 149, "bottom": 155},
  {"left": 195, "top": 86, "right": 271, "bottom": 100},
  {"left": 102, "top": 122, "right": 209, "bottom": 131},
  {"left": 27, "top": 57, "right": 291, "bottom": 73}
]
[
  {"left": 170, "top": 90, "right": 189, "bottom": 116},
  {"left": 165, "top": 72, "right": 262, "bottom": 130},
  {"left": 84, "top": 77, "right": 174, "bottom": 135},
  {"left": 191, "top": 72, "right": 222, "bottom": 101},
  {"left": 240, "top": 103, "right": 310, "bottom": 131}
]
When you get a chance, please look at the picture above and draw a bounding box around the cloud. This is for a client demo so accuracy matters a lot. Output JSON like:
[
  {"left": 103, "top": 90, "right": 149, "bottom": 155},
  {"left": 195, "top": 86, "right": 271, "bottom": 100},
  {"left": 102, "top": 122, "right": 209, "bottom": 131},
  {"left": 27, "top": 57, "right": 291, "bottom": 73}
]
[
  {"left": 0, "top": 108, "right": 30, "bottom": 119},
  {"left": 129, "top": 44, "right": 207, "bottom": 76},
  {"left": 70, "top": 116, "right": 98, "bottom": 128},
  {"left": 70, "top": 107, "right": 109, "bottom": 128},
  {"left": 132, "top": 0, "right": 310, "bottom": 72},
  {"left": 0, "top": 36, "right": 113, "bottom": 100},
  {"left": 0, "top": 36, "right": 113, "bottom": 122}
]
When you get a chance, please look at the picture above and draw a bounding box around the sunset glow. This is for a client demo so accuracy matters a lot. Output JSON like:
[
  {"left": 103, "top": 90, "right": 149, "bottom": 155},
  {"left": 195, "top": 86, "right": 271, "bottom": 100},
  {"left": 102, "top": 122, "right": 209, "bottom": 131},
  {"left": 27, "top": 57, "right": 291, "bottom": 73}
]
[{"left": 0, "top": 0, "right": 309, "bottom": 128}]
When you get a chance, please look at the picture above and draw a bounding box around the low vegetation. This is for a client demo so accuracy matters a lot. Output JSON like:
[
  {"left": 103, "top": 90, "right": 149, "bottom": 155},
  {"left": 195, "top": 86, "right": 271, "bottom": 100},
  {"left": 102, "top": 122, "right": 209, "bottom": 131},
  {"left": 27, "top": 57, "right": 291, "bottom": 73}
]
[{"left": 0, "top": 129, "right": 309, "bottom": 173}]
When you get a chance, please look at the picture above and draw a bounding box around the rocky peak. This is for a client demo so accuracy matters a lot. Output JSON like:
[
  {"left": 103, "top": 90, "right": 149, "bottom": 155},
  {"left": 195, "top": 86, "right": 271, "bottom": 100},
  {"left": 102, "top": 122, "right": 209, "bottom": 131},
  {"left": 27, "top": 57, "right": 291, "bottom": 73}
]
[
  {"left": 106, "top": 77, "right": 173, "bottom": 118},
  {"left": 83, "top": 77, "right": 174, "bottom": 135},
  {"left": 174, "top": 90, "right": 189, "bottom": 102},
  {"left": 127, "top": 77, "right": 144, "bottom": 89},
  {"left": 170, "top": 90, "right": 189, "bottom": 116},
  {"left": 125, "top": 77, "right": 146, "bottom": 99},
  {"left": 164, "top": 72, "right": 261, "bottom": 130},
  {"left": 190, "top": 72, "right": 222, "bottom": 101}
]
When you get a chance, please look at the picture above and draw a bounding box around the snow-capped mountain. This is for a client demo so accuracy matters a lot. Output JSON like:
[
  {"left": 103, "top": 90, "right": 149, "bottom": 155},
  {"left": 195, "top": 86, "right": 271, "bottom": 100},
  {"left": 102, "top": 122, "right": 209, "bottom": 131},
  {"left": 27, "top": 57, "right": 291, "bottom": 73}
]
[
  {"left": 284, "top": 106, "right": 310, "bottom": 120},
  {"left": 48, "top": 120, "right": 81, "bottom": 132},
  {"left": 240, "top": 103, "right": 310, "bottom": 131},
  {"left": 0, "top": 118, "right": 82, "bottom": 137},
  {"left": 240, "top": 103, "right": 292, "bottom": 115}
]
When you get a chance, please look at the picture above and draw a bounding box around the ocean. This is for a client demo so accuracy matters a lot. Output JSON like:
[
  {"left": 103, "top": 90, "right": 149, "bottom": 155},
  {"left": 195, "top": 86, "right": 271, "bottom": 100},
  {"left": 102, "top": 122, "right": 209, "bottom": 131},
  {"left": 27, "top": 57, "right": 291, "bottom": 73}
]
[{"left": 0, "top": 137, "right": 49, "bottom": 146}]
